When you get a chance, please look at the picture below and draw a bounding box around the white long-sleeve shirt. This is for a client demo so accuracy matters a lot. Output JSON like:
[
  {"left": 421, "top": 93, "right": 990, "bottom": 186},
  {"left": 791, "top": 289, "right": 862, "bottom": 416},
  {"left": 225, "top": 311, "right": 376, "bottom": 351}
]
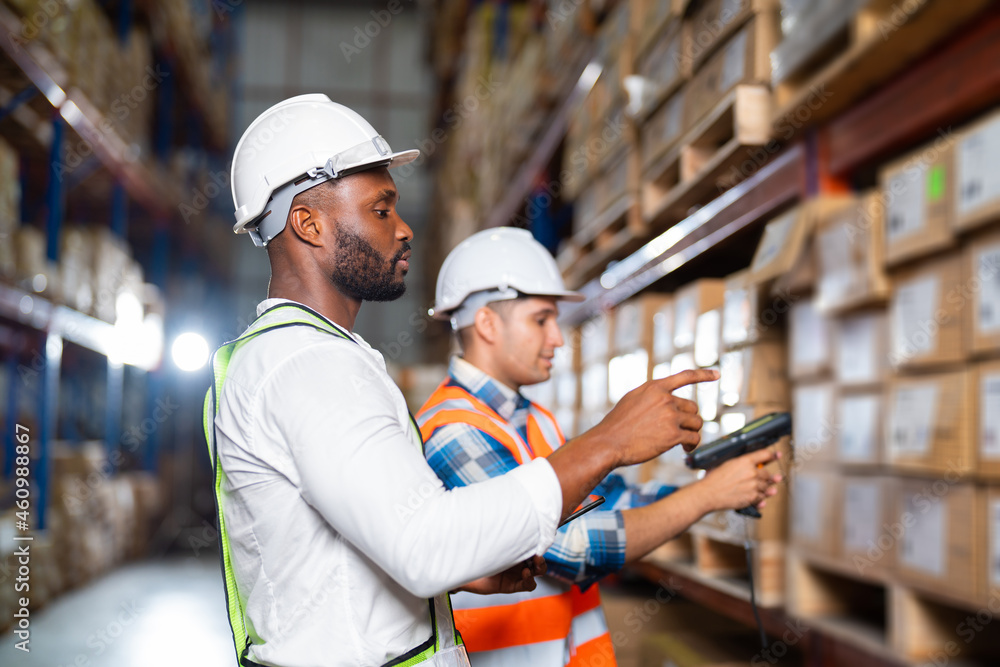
[{"left": 213, "top": 299, "right": 563, "bottom": 666}]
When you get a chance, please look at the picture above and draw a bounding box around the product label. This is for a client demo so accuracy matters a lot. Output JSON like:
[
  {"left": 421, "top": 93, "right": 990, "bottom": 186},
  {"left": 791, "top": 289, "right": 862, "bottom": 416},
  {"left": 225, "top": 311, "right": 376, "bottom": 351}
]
[
  {"left": 751, "top": 210, "right": 796, "bottom": 275},
  {"left": 837, "top": 314, "right": 879, "bottom": 384},
  {"left": 991, "top": 498, "right": 1000, "bottom": 587},
  {"left": 981, "top": 373, "right": 1000, "bottom": 459},
  {"left": 818, "top": 223, "right": 854, "bottom": 305},
  {"left": 793, "top": 384, "right": 834, "bottom": 460},
  {"left": 673, "top": 295, "right": 697, "bottom": 350},
  {"left": 793, "top": 474, "right": 823, "bottom": 543},
  {"left": 957, "top": 118, "right": 1000, "bottom": 216},
  {"left": 791, "top": 301, "right": 829, "bottom": 369},
  {"left": 615, "top": 302, "right": 640, "bottom": 353},
  {"left": 901, "top": 493, "right": 946, "bottom": 576},
  {"left": 719, "top": 351, "right": 744, "bottom": 407},
  {"left": 670, "top": 353, "right": 696, "bottom": 400},
  {"left": 720, "top": 30, "right": 748, "bottom": 92},
  {"left": 976, "top": 245, "right": 1000, "bottom": 334},
  {"left": 838, "top": 394, "right": 880, "bottom": 463},
  {"left": 889, "top": 384, "right": 938, "bottom": 457},
  {"left": 653, "top": 306, "right": 674, "bottom": 361},
  {"left": 694, "top": 310, "right": 721, "bottom": 368},
  {"left": 843, "top": 481, "right": 881, "bottom": 553},
  {"left": 891, "top": 275, "right": 940, "bottom": 360},
  {"left": 722, "top": 285, "right": 749, "bottom": 346},
  {"left": 886, "top": 163, "right": 927, "bottom": 242}
]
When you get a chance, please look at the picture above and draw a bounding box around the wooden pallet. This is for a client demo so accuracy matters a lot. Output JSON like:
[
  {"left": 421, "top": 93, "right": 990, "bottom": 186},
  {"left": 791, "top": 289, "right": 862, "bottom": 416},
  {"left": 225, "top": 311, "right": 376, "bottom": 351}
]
[
  {"left": 788, "top": 549, "right": 1000, "bottom": 666},
  {"left": 688, "top": 529, "right": 785, "bottom": 607},
  {"left": 642, "top": 84, "right": 772, "bottom": 228},
  {"left": 771, "top": 0, "right": 993, "bottom": 128}
]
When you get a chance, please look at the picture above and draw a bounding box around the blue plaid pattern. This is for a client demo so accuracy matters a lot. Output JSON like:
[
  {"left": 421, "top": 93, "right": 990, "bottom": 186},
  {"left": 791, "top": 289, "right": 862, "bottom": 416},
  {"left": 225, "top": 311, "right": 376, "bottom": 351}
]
[{"left": 420, "top": 358, "right": 676, "bottom": 588}]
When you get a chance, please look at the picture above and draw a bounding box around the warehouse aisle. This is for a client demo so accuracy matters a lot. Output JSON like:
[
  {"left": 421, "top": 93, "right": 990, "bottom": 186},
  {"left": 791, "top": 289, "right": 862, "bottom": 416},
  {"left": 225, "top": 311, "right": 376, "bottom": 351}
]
[{"left": 0, "top": 556, "right": 232, "bottom": 666}]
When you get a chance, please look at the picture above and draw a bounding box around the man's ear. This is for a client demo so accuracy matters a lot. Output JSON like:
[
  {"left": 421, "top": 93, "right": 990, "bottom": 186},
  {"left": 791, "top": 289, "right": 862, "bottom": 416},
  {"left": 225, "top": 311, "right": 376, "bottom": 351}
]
[
  {"left": 473, "top": 306, "right": 501, "bottom": 346},
  {"left": 287, "top": 204, "right": 324, "bottom": 247}
]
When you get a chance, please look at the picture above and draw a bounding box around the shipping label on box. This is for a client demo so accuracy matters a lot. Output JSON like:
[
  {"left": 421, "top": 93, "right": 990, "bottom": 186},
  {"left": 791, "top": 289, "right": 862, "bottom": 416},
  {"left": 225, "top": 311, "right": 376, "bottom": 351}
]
[
  {"left": 609, "top": 350, "right": 650, "bottom": 403},
  {"left": 694, "top": 309, "right": 722, "bottom": 367},
  {"left": 956, "top": 110, "right": 1000, "bottom": 231},
  {"left": 887, "top": 371, "right": 975, "bottom": 475},
  {"left": 789, "top": 299, "right": 831, "bottom": 380},
  {"left": 581, "top": 363, "right": 610, "bottom": 411},
  {"left": 793, "top": 382, "right": 836, "bottom": 463},
  {"left": 653, "top": 301, "right": 675, "bottom": 362},
  {"left": 977, "top": 362, "right": 1000, "bottom": 479},
  {"left": 673, "top": 279, "right": 725, "bottom": 351},
  {"left": 614, "top": 301, "right": 641, "bottom": 353},
  {"left": 880, "top": 141, "right": 955, "bottom": 267},
  {"left": 888, "top": 253, "right": 965, "bottom": 370},
  {"left": 967, "top": 230, "right": 1000, "bottom": 353},
  {"left": 837, "top": 392, "right": 881, "bottom": 465},
  {"left": 900, "top": 492, "right": 946, "bottom": 577},
  {"left": 749, "top": 207, "right": 807, "bottom": 285},
  {"left": 580, "top": 313, "right": 612, "bottom": 364},
  {"left": 670, "top": 352, "right": 697, "bottom": 400},
  {"left": 835, "top": 312, "right": 887, "bottom": 387},
  {"left": 791, "top": 469, "right": 839, "bottom": 557},
  {"left": 843, "top": 478, "right": 882, "bottom": 555},
  {"left": 815, "top": 192, "right": 890, "bottom": 313}
]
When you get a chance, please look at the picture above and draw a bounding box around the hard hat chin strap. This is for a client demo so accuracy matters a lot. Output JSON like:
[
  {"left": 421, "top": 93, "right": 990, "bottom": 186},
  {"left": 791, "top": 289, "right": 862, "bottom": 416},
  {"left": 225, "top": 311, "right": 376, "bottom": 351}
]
[{"left": 449, "top": 288, "right": 520, "bottom": 331}]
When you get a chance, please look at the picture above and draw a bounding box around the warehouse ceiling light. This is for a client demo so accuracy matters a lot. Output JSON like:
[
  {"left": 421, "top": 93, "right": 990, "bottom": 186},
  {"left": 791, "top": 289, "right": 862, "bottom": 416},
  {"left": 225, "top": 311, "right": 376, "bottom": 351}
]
[{"left": 171, "top": 332, "right": 210, "bottom": 372}]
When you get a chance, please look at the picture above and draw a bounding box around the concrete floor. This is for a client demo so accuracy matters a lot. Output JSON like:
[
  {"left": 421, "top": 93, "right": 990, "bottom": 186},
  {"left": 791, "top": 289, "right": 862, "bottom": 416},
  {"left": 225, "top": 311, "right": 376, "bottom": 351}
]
[{"left": 0, "top": 556, "right": 233, "bottom": 667}]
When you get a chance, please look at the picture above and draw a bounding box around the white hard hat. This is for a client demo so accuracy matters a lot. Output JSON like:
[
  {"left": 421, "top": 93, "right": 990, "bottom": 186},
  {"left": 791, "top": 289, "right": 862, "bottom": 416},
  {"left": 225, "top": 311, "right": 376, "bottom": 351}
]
[
  {"left": 431, "top": 227, "right": 583, "bottom": 329},
  {"left": 230, "top": 93, "right": 419, "bottom": 246}
]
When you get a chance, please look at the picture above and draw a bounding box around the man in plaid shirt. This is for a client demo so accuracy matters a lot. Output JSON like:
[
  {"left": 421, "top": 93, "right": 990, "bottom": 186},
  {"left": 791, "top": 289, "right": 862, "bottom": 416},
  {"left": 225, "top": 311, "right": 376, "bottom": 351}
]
[{"left": 416, "top": 228, "right": 781, "bottom": 667}]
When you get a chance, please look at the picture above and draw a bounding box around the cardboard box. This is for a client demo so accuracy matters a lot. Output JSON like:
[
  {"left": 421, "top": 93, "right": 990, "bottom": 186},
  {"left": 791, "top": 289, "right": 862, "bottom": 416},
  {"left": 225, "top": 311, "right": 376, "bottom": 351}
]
[
  {"left": 895, "top": 480, "right": 982, "bottom": 603},
  {"left": 682, "top": 13, "right": 778, "bottom": 131},
  {"left": 976, "top": 361, "right": 1000, "bottom": 479},
  {"left": 834, "top": 311, "right": 888, "bottom": 387},
  {"left": 886, "top": 370, "right": 975, "bottom": 476},
  {"left": 718, "top": 341, "right": 788, "bottom": 408},
  {"left": 966, "top": 227, "right": 1000, "bottom": 355},
  {"left": 840, "top": 475, "right": 897, "bottom": 580},
  {"left": 652, "top": 299, "right": 675, "bottom": 363},
  {"left": 790, "top": 468, "right": 840, "bottom": 559},
  {"left": 634, "top": 18, "right": 688, "bottom": 119},
  {"left": 673, "top": 279, "right": 725, "bottom": 351},
  {"left": 748, "top": 206, "right": 809, "bottom": 286},
  {"left": 642, "top": 87, "right": 687, "bottom": 170},
  {"left": 792, "top": 381, "right": 837, "bottom": 464},
  {"left": 815, "top": 191, "right": 891, "bottom": 314},
  {"left": 614, "top": 294, "right": 672, "bottom": 355},
  {"left": 721, "top": 269, "right": 785, "bottom": 349},
  {"left": 683, "top": 0, "right": 778, "bottom": 72},
  {"left": 789, "top": 299, "right": 831, "bottom": 380},
  {"left": 888, "top": 252, "right": 966, "bottom": 370},
  {"left": 836, "top": 391, "right": 882, "bottom": 466},
  {"left": 954, "top": 108, "right": 1000, "bottom": 232},
  {"left": 880, "top": 139, "right": 956, "bottom": 267}
]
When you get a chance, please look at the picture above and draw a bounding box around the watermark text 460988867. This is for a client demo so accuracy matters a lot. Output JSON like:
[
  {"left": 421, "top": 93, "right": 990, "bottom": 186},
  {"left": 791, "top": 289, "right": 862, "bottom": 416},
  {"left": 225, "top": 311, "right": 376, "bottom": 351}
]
[{"left": 12, "top": 423, "right": 33, "bottom": 652}]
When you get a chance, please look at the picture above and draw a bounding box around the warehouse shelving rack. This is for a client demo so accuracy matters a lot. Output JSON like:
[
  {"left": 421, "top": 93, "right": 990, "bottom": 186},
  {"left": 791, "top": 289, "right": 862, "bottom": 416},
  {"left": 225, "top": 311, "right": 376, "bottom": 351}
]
[
  {"left": 429, "top": 1, "right": 1000, "bottom": 665},
  {"left": 0, "top": 0, "right": 234, "bottom": 533}
]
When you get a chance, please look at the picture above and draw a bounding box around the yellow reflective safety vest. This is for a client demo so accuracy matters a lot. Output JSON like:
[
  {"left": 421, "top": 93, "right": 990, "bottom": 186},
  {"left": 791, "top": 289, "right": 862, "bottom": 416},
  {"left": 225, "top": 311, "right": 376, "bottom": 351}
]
[
  {"left": 203, "top": 302, "right": 469, "bottom": 667},
  {"left": 417, "top": 381, "right": 617, "bottom": 667}
]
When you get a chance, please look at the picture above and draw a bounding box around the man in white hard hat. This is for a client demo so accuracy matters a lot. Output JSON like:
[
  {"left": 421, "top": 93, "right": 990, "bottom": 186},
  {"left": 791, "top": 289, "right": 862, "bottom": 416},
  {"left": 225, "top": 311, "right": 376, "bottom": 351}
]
[
  {"left": 416, "top": 227, "right": 782, "bottom": 666},
  {"left": 205, "top": 94, "right": 722, "bottom": 667}
]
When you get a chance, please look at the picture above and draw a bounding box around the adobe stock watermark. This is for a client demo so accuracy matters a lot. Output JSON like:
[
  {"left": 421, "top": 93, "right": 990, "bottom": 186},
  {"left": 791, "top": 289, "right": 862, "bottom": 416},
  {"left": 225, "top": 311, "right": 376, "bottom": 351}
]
[
  {"left": 340, "top": 0, "right": 416, "bottom": 63},
  {"left": 877, "top": 0, "right": 930, "bottom": 39}
]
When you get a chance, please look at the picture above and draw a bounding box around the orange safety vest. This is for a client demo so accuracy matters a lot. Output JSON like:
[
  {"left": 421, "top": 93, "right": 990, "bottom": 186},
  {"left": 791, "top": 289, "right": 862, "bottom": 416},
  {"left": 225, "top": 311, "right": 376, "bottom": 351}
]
[{"left": 417, "top": 381, "right": 618, "bottom": 667}]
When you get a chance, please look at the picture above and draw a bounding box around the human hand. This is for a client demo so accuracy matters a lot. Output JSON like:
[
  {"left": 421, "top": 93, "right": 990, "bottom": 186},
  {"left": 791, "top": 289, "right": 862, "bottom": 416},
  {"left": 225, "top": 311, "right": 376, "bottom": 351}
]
[
  {"left": 593, "top": 369, "right": 719, "bottom": 466},
  {"left": 697, "top": 447, "right": 782, "bottom": 512},
  {"left": 457, "top": 556, "right": 547, "bottom": 595}
]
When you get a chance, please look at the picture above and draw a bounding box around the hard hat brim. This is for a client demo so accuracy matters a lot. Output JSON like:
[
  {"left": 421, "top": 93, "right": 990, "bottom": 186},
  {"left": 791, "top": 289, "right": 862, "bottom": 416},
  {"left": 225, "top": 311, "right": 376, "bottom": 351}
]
[{"left": 429, "top": 288, "right": 585, "bottom": 320}]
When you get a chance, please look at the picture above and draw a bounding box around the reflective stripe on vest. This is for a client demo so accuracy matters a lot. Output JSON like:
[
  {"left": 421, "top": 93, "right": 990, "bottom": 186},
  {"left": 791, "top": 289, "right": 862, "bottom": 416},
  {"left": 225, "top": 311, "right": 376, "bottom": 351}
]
[
  {"left": 416, "top": 379, "right": 616, "bottom": 667},
  {"left": 203, "top": 302, "right": 466, "bottom": 667}
]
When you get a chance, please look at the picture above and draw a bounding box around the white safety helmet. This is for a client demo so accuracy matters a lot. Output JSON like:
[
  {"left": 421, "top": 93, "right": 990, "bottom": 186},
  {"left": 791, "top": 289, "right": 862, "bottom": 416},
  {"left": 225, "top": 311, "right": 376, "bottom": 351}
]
[
  {"left": 430, "top": 227, "right": 583, "bottom": 330},
  {"left": 230, "top": 93, "right": 419, "bottom": 246}
]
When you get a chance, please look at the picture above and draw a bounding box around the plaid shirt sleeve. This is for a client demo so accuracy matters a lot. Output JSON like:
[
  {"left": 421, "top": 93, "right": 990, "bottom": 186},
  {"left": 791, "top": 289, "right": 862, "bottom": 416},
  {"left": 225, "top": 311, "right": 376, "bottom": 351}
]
[{"left": 423, "top": 422, "right": 677, "bottom": 588}]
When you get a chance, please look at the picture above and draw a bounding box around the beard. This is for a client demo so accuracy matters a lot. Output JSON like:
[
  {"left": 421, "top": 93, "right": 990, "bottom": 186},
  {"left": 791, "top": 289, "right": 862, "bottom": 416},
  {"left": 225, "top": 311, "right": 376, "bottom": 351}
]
[{"left": 330, "top": 229, "right": 409, "bottom": 302}]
